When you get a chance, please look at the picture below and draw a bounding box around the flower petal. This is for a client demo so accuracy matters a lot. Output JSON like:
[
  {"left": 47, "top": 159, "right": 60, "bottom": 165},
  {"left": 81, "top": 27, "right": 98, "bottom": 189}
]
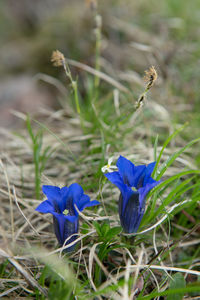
[
  {"left": 80, "top": 199, "right": 100, "bottom": 211},
  {"left": 61, "top": 186, "right": 69, "bottom": 198},
  {"left": 75, "top": 194, "right": 89, "bottom": 211},
  {"left": 108, "top": 156, "right": 114, "bottom": 165},
  {"left": 64, "top": 215, "right": 78, "bottom": 223},
  {"left": 53, "top": 215, "right": 64, "bottom": 246},
  {"left": 42, "top": 185, "right": 61, "bottom": 199},
  {"left": 116, "top": 156, "right": 135, "bottom": 186},
  {"left": 73, "top": 192, "right": 100, "bottom": 214},
  {"left": 60, "top": 187, "right": 69, "bottom": 212},
  {"left": 77, "top": 194, "right": 97, "bottom": 211},
  {"left": 101, "top": 165, "right": 107, "bottom": 173},
  {"left": 105, "top": 171, "right": 133, "bottom": 213},
  {"left": 64, "top": 183, "right": 84, "bottom": 218},
  {"left": 53, "top": 215, "right": 79, "bottom": 250},
  {"left": 67, "top": 183, "right": 84, "bottom": 206},
  {"left": 63, "top": 218, "right": 79, "bottom": 251},
  {"left": 143, "top": 162, "right": 156, "bottom": 186},
  {"left": 42, "top": 185, "right": 65, "bottom": 213},
  {"left": 35, "top": 200, "right": 54, "bottom": 214},
  {"left": 139, "top": 180, "right": 161, "bottom": 207},
  {"left": 132, "top": 165, "right": 146, "bottom": 188},
  {"left": 120, "top": 191, "right": 144, "bottom": 233},
  {"left": 104, "top": 171, "right": 125, "bottom": 192}
]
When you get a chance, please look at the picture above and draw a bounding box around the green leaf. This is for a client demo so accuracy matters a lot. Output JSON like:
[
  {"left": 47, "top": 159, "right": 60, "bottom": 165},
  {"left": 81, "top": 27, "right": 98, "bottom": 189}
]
[
  {"left": 101, "top": 222, "right": 110, "bottom": 237},
  {"left": 143, "top": 170, "right": 200, "bottom": 224},
  {"left": 167, "top": 273, "right": 186, "bottom": 300},
  {"left": 153, "top": 134, "right": 159, "bottom": 161},
  {"left": 107, "top": 226, "right": 122, "bottom": 239},
  {"left": 26, "top": 114, "right": 35, "bottom": 143},
  {"left": 152, "top": 176, "right": 195, "bottom": 219},
  {"left": 152, "top": 123, "right": 188, "bottom": 178},
  {"left": 138, "top": 284, "right": 200, "bottom": 300},
  {"left": 156, "top": 137, "right": 200, "bottom": 180},
  {"left": 33, "top": 118, "right": 75, "bottom": 158},
  {"left": 93, "top": 221, "right": 102, "bottom": 237}
]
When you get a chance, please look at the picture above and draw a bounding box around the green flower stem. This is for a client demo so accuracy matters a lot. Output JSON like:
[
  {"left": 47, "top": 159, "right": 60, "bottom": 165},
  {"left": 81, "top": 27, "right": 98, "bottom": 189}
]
[{"left": 62, "top": 60, "right": 84, "bottom": 131}]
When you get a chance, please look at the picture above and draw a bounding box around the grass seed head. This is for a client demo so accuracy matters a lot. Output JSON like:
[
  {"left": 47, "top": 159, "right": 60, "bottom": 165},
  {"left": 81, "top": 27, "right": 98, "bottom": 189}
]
[
  {"left": 85, "top": 0, "right": 97, "bottom": 11},
  {"left": 144, "top": 66, "right": 158, "bottom": 89},
  {"left": 51, "top": 50, "right": 65, "bottom": 67}
]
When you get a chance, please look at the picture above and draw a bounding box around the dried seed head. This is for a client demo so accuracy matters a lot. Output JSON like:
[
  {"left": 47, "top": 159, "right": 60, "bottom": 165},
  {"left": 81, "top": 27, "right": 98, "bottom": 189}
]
[
  {"left": 135, "top": 94, "right": 145, "bottom": 109},
  {"left": 144, "top": 66, "right": 158, "bottom": 89},
  {"left": 51, "top": 50, "right": 65, "bottom": 67},
  {"left": 85, "top": 0, "right": 97, "bottom": 11}
]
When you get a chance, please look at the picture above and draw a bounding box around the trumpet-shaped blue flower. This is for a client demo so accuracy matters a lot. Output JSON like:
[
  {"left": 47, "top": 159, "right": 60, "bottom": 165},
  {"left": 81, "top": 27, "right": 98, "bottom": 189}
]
[
  {"left": 104, "top": 156, "right": 161, "bottom": 233},
  {"left": 35, "top": 183, "right": 99, "bottom": 250}
]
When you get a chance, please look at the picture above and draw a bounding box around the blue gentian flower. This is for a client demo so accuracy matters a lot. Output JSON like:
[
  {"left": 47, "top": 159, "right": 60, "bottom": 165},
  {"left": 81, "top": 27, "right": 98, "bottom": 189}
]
[
  {"left": 35, "top": 183, "right": 99, "bottom": 250},
  {"left": 104, "top": 156, "right": 161, "bottom": 234}
]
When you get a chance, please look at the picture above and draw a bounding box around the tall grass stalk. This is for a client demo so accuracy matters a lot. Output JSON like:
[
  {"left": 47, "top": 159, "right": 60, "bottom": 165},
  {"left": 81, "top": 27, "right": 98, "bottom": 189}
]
[
  {"left": 26, "top": 116, "right": 53, "bottom": 199},
  {"left": 51, "top": 50, "right": 84, "bottom": 131},
  {"left": 94, "top": 14, "right": 102, "bottom": 90}
]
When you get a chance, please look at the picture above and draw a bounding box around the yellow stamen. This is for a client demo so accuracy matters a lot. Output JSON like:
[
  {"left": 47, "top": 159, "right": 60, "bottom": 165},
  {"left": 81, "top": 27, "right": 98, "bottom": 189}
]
[{"left": 63, "top": 209, "right": 69, "bottom": 216}]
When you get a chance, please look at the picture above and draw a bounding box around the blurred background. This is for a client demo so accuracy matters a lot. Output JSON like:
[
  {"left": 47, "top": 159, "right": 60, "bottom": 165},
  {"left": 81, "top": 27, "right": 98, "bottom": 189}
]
[{"left": 0, "top": 0, "right": 200, "bottom": 128}]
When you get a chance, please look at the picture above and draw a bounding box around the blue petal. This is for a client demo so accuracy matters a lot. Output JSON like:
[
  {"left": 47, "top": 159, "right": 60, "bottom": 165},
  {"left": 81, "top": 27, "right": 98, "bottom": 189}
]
[
  {"left": 81, "top": 199, "right": 100, "bottom": 210},
  {"left": 60, "top": 187, "right": 69, "bottom": 212},
  {"left": 119, "top": 191, "right": 144, "bottom": 233},
  {"left": 104, "top": 171, "right": 127, "bottom": 194},
  {"left": 116, "top": 156, "right": 135, "bottom": 186},
  {"left": 64, "top": 183, "right": 84, "bottom": 217},
  {"left": 63, "top": 218, "right": 79, "bottom": 251},
  {"left": 144, "top": 177, "right": 157, "bottom": 185},
  {"left": 64, "top": 215, "right": 78, "bottom": 223},
  {"left": 105, "top": 171, "right": 133, "bottom": 213},
  {"left": 139, "top": 180, "right": 161, "bottom": 207},
  {"left": 67, "top": 183, "right": 84, "bottom": 207},
  {"left": 68, "top": 183, "right": 84, "bottom": 196},
  {"left": 119, "top": 186, "right": 134, "bottom": 215},
  {"left": 78, "top": 195, "right": 100, "bottom": 211},
  {"left": 76, "top": 194, "right": 90, "bottom": 211},
  {"left": 61, "top": 187, "right": 68, "bottom": 197},
  {"left": 132, "top": 165, "right": 146, "bottom": 188},
  {"left": 42, "top": 185, "right": 61, "bottom": 199},
  {"left": 53, "top": 215, "right": 64, "bottom": 246},
  {"left": 42, "top": 185, "right": 64, "bottom": 213},
  {"left": 143, "top": 162, "right": 156, "bottom": 186},
  {"left": 35, "top": 200, "right": 54, "bottom": 214},
  {"left": 53, "top": 214, "right": 79, "bottom": 250}
]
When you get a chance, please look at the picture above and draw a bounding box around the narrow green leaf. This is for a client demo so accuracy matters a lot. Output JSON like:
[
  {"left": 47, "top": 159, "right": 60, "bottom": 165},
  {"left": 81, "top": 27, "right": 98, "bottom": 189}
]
[
  {"left": 167, "top": 273, "right": 186, "bottom": 300},
  {"left": 153, "top": 176, "right": 195, "bottom": 219},
  {"left": 138, "top": 284, "right": 200, "bottom": 300},
  {"left": 152, "top": 123, "right": 188, "bottom": 178},
  {"left": 33, "top": 118, "right": 75, "bottom": 159},
  {"left": 153, "top": 134, "right": 159, "bottom": 161},
  {"left": 156, "top": 137, "right": 200, "bottom": 180},
  {"left": 93, "top": 221, "right": 102, "bottom": 237},
  {"left": 26, "top": 115, "right": 35, "bottom": 143},
  {"left": 107, "top": 227, "right": 122, "bottom": 239},
  {"left": 148, "top": 170, "right": 200, "bottom": 198}
]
